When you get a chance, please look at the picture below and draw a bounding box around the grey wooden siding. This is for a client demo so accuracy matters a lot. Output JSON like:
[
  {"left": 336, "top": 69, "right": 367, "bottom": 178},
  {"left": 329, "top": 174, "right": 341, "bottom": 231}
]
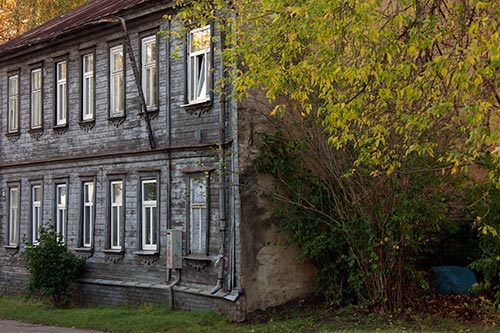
[{"left": 0, "top": 4, "right": 235, "bottom": 296}]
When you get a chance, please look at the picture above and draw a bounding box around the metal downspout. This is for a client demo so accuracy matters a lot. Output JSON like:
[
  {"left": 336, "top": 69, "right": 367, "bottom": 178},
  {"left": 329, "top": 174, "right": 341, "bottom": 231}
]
[
  {"left": 108, "top": 16, "right": 157, "bottom": 149},
  {"left": 211, "top": 28, "right": 228, "bottom": 295}
]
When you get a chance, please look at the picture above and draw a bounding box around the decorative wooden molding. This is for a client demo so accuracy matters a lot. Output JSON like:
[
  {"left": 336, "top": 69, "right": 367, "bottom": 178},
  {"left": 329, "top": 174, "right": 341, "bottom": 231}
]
[
  {"left": 184, "top": 255, "right": 212, "bottom": 272},
  {"left": 139, "top": 109, "right": 159, "bottom": 121},
  {"left": 134, "top": 250, "right": 159, "bottom": 265},
  {"left": 28, "top": 128, "right": 44, "bottom": 140},
  {"left": 103, "top": 249, "right": 125, "bottom": 263},
  {"left": 5, "top": 132, "right": 20, "bottom": 143},
  {"left": 108, "top": 115, "right": 126, "bottom": 127},
  {"left": 182, "top": 100, "right": 212, "bottom": 117},
  {"left": 79, "top": 120, "right": 96, "bottom": 132},
  {"left": 53, "top": 125, "right": 68, "bottom": 135},
  {"left": 74, "top": 247, "right": 94, "bottom": 259}
]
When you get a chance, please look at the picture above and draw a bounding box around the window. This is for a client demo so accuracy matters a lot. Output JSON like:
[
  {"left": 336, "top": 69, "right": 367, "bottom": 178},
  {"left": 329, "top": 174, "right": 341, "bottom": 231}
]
[
  {"left": 55, "top": 183, "right": 67, "bottom": 241},
  {"left": 110, "top": 45, "right": 125, "bottom": 117},
  {"left": 56, "top": 61, "right": 67, "bottom": 126},
  {"left": 141, "top": 179, "right": 157, "bottom": 250},
  {"left": 8, "top": 186, "right": 20, "bottom": 246},
  {"left": 8, "top": 74, "right": 19, "bottom": 133},
  {"left": 31, "top": 185, "right": 42, "bottom": 244},
  {"left": 82, "top": 181, "right": 94, "bottom": 248},
  {"left": 188, "top": 26, "right": 211, "bottom": 103},
  {"left": 31, "top": 68, "right": 43, "bottom": 129},
  {"left": 110, "top": 180, "right": 124, "bottom": 249},
  {"left": 141, "top": 35, "right": 157, "bottom": 110},
  {"left": 189, "top": 176, "right": 208, "bottom": 255},
  {"left": 82, "top": 53, "right": 94, "bottom": 121}
]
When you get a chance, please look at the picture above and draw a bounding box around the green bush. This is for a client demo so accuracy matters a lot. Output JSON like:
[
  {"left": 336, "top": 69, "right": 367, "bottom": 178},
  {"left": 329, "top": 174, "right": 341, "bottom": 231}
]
[
  {"left": 468, "top": 185, "right": 500, "bottom": 304},
  {"left": 24, "top": 227, "right": 85, "bottom": 307}
]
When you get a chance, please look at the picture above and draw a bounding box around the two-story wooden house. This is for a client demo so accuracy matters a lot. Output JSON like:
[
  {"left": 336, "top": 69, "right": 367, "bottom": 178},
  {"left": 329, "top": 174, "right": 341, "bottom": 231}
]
[{"left": 0, "top": 0, "right": 315, "bottom": 320}]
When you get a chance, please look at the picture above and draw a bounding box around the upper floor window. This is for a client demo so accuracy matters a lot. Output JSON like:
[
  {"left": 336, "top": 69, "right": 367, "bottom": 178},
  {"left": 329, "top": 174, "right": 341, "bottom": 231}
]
[
  {"left": 81, "top": 181, "right": 94, "bottom": 248},
  {"left": 8, "top": 74, "right": 19, "bottom": 133},
  {"left": 31, "top": 68, "right": 43, "bottom": 129},
  {"left": 8, "top": 186, "right": 20, "bottom": 246},
  {"left": 55, "top": 183, "right": 67, "bottom": 242},
  {"left": 110, "top": 180, "right": 124, "bottom": 249},
  {"left": 141, "top": 35, "right": 157, "bottom": 110},
  {"left": 31, "top": 185, "right": 43, "bottom": 244},
  {"left": 141, "top": 179, "right": 158, "bottom": 251},
  {"left": 189, "top": 176, "right": 209, "bottom": 255},
  {"left": 82, "top": 53, "right": 95, "bottom": 121},
  {"left": 110, "top": 45, "right": 125, "bottom": 117},
  {"left": 188, "top": 26, "right": 211, "bottom": 104},
  {"left": 56, "top": 61, "right": 67, "bottom": 126}
]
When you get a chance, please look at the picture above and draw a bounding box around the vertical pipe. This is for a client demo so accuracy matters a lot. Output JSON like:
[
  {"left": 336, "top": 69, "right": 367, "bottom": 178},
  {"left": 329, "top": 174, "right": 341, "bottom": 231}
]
[{"left": 211, "top": 27, "right": 227, "bottom": 295}]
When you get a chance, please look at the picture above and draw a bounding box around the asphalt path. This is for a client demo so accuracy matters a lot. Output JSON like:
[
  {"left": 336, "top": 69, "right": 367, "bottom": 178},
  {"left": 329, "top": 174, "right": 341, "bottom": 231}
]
[{"left": 0, "top": 320, "right": 101, "bottom": 333}]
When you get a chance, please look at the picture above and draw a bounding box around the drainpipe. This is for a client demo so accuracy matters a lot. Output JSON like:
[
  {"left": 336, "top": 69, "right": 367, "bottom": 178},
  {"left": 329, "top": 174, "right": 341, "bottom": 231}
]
[
  {"left": 97, "top": 16, "right": 157, "bottom": 149},
  {"left": 166, "top": 269, "right": 181, "bottom": 310},
  {"left": 211, "top": 28, "right": 228, "bottom": 295}
]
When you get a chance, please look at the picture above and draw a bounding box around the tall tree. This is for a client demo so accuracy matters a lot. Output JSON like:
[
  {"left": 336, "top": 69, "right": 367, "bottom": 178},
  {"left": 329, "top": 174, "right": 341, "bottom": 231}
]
[
  {"left": 0, "top": 0, "right": 87, "bottom": 43},
  {"left": 172, "top": 0, "right": 500, "bottom": 310}
]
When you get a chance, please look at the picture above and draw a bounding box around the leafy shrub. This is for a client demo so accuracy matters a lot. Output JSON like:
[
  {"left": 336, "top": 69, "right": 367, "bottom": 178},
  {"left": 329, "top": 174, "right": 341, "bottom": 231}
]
[
  {"left": 468, "top": 185, "right": 500, "bottom": 303},
  {"left": 24, "top": 227, "right": 85, "bottom": 307}
]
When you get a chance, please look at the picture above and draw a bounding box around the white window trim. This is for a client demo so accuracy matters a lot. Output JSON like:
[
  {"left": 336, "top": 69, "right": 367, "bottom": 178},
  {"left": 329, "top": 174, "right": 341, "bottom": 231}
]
[
  {"left": 56, "top": 183, "right": 67, "bottom": 242},
  {"left": 8, "top": 74, "right": 19, "bottom": 133},
  {"left": 82, "top": 182, "right": 94, "bottom": 248},
  {"left": 31, "top": 185, "right": 42, "bottom": 244},
  {"left": 110, "top": 180, "right": 123, "bottom": 250},
  {"left": 188, "top": 25, "right": 211, "bottom": 104},
  {"left": 189, "top": 176, "right": 208, "bottom": 255},
  {"left": 31, "top": 68, "right": 43, "bottom": 129},
  {"left": 110, "top": 45, "right": 125, "bottom": 117},
  {"left": 141, "top": 179, "right": 157, "bottom": 251},
  {"left": 8, "top": 187, "right": 20, "bottom": 246},
  {"left": 82, "top": 53, "right": 94, "bottom": 121},
  {"left": 141, "top": 35, "right": 157, "bottom": 110},
  {"left": 56, "top": 61, "right": 67, "bottom": 126}
]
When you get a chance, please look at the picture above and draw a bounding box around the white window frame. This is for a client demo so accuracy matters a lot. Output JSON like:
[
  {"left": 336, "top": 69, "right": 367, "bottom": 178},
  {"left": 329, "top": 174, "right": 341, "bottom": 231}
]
[
  {"left": 82, "top": 53, "right": 94, "bottom": 121},
  {"left": 189, "top": 176, "right": 209, "bottom": 255},
  {"left": 8, "top": 74, "right": 19, "bottom": 133},
  {"left": 82, "top": 181, "right": 94, "bottom": 248},
  {"left": 8, "top": 186, "right": 20, "bottom": 246},
  {"left": 55, "top": 183, "right": 67, "bottom": 242},
  {"left": 31, "top": 185, "right": 43, "bottom": 244},
  {"left": 141, "top": 35, "right": 157, "bottom": 110},
  {"left": 188, "top": 26, "right": 211, "bottom": 104},
  {"left": 56, "top": 61, "right": 67, "bottom": 126},
  {"left": 31, "top": 68, "right": 43, "bottom": 129},
  {"left": 110, "top": 45, "right": 125, "bottom": 117},
  {"left": 110, "top": 180, "right": 124, "bottom": 250},
  {"left": 141, "top": 179, "right": 158, "bottom": 251}
]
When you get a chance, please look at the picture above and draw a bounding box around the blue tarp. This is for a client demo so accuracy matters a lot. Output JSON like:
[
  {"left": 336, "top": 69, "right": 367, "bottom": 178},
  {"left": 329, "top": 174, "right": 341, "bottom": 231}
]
[{"left": 431, "top": 266, "right": 477, "bottom": 296}]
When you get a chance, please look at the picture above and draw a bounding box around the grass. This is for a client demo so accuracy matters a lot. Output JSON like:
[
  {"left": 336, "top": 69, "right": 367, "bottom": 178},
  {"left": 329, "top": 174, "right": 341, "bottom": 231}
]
[{"left": 0, "top": 296, "right": 498, "bottom": 332}]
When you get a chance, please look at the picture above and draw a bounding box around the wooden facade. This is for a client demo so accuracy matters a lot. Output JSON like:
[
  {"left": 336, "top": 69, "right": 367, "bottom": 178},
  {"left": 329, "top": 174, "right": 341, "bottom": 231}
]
[{"left": 0, "top": 0, "right": 316, "bottom": 320}]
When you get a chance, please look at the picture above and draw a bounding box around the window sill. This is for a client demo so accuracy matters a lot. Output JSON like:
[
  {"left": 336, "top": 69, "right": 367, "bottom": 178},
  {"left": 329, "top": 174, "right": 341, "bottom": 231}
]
[
  {"left": 28, "top": 127, "right": 44, "bottom": 140},
  {"left": 183, "top": 254, "right": 212, "bottom": 271},
  {"left": 5, "top": 131, "right": 20, "bottom": 143},
  {"left": 79, "top": 119, "right": 95, "bottom": 132},
  {"left": 53, "top": 124, "right": 68, "bottom": 135},
  {"left": 134, "top": 250, "right": 159, "bottom": 265},
  {"left": 4, "top": 245, "right": 19, "bottom": 256},
  {"left": 139, "top": 109, "right": 159, "bottom": 120},
  {"left": 104, "top": 249, "right": 125, "bottom": 263},
  {"left": 181, "top": 100, "right": 212, "bottom": 116},
  {"left": 108, "top": 115, "right": 126, "bottom": 127},
  {"left": 75, "top": 247, "right": 94, "bottom": 258}
]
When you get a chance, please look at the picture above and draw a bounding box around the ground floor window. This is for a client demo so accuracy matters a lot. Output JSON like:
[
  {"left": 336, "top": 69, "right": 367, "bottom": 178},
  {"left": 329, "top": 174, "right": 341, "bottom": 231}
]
[
  {"left": 141, "top": 179, "right": 158, "bottom": 251},
  {"left": 8, "top": 186, "right": 20, "bottom": 246}
]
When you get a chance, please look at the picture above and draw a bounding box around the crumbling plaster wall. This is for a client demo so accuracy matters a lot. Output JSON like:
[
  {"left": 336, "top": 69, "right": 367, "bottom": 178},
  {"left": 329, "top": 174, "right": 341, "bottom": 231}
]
[{"left": 237, "top": 98, "right": 317, "bottom": 312}]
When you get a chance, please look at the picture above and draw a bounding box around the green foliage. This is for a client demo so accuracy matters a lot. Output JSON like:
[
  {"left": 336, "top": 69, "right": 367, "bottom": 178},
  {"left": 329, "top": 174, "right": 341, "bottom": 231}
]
[
  {"left": 24, "top": 227, "right": 85, "bottom": 307},
  {"left": 468, "top": 185, "right": 500, "bottom": 303},
  {"left": 171, "top": 0, "right": 500, "bottom": 312}
]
